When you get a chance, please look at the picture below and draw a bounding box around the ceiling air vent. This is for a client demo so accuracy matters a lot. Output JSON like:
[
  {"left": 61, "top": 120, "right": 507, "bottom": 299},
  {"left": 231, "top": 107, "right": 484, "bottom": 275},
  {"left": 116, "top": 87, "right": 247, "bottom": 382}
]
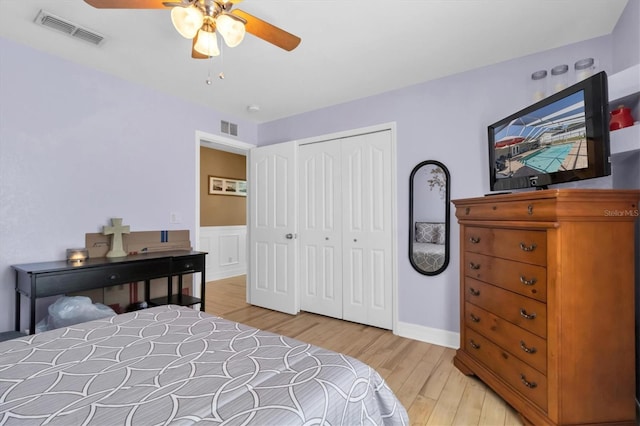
[{"left": 34, "top": 10, "right": 105, "bottom": 46}]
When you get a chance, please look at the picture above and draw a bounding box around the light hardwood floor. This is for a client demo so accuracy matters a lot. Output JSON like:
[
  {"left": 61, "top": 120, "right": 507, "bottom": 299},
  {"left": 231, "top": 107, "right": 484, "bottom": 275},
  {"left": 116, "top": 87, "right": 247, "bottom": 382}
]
[{"left": 205, "top": 276, "right": 522, "bottom": 426}]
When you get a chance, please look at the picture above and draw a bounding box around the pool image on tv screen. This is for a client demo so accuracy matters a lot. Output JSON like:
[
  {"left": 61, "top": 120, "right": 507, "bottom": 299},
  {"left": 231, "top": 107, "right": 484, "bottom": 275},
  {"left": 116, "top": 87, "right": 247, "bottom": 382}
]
[{"left": 493, "top": 90, "right": 586, "bottom": 180}]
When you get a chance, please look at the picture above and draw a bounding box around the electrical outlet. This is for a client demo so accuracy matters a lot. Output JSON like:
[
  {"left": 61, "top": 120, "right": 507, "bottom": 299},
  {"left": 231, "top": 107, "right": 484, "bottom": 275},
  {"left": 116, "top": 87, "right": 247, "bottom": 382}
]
[{"left": 170, "top": 212, "right": 182, "bottom": 224}]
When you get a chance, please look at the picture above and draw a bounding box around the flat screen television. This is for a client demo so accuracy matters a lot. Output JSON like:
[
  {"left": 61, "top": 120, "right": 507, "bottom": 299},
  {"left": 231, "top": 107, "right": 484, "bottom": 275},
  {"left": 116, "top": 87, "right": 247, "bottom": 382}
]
[{"left": 488, "top": 71, "right": 610, "bottom": 192}]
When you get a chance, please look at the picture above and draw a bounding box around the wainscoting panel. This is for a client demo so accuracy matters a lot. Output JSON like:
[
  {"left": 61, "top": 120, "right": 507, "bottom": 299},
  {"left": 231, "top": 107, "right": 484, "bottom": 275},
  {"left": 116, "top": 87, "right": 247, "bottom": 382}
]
[{"left": 199, "top": 226, "right": 247, "bottom": 281}]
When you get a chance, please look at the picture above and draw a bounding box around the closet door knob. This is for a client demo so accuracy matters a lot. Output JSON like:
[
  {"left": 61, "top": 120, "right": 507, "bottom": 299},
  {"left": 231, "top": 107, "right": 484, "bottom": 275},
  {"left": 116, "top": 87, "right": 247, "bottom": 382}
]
[{"left": 285, "top": 233, "right": 294, "bottom": 239}]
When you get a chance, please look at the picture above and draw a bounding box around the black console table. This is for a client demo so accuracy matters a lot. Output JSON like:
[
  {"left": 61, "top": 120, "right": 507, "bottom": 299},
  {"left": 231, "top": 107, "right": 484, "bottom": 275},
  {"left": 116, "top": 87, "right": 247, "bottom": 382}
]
[{"left": 12, "top": 250, "right": 207, "bottom": 334}]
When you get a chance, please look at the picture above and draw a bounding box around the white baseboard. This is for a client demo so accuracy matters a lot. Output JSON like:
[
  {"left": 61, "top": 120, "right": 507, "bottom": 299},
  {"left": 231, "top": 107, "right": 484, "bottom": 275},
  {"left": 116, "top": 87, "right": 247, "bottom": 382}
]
[{"left": 395, "top": 321, "right": 460, "bottom": 349}]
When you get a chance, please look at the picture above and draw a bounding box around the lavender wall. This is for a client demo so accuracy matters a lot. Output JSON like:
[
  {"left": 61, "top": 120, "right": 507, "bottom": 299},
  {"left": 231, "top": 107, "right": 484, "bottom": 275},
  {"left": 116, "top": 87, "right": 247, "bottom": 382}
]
[
  {"left": 612, "top": 0, "right": 640, "bottom": 71},
  {"left": 258, "top": 35, "right": 625, "bottom": 332},
  {"left": 0, "top": 38, "right": 257, "bottom": 332}
]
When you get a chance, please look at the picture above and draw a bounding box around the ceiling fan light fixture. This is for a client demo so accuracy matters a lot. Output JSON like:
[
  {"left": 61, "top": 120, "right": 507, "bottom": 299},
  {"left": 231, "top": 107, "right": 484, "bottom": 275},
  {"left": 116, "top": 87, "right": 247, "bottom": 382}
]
[
  {"left": 215, "top": 14, "right": 245, "bottom": 47},
  {"left": 194, "top": 27, "right": 220, "bottom": 57},
  {"left": 171, "top": 6, "right": 204, "bottom": 39}
]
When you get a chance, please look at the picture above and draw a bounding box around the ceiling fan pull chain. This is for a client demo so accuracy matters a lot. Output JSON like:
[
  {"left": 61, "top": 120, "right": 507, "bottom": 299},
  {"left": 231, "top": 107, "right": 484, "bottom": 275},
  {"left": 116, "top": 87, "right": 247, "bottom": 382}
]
[{"left": 218, "top": 42, "right": 225, "bottom": 79}]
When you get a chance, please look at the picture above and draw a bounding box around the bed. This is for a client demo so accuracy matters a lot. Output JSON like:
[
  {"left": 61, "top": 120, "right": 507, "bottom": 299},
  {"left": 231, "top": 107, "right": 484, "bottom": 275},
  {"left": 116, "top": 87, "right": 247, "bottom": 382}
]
[
  {"left": 412, "top": 222, "right": 445, "bottom": 271},
  {"left": 0, "top": 305, "right": 408, "bottom": 425}
]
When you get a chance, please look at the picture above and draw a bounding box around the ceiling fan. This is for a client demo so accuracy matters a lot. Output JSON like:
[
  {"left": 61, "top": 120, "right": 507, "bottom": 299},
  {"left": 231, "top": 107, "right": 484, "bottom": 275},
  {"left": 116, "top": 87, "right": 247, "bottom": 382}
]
[{"left": 83, "top": 0, "right": 301, "bottom": 59}]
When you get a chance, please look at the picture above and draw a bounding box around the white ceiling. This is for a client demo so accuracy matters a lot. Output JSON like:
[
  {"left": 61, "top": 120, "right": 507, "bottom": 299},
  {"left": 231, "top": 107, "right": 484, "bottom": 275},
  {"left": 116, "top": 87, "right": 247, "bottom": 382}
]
[{"left": 0, "top": 0, "right": 628, "bottom": 123}]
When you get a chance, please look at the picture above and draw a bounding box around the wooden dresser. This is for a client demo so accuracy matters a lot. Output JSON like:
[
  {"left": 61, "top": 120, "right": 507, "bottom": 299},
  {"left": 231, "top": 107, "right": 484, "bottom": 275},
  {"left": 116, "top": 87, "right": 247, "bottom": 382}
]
[{"left": 452, "top": 189, "right": 639, "bottom": 426}]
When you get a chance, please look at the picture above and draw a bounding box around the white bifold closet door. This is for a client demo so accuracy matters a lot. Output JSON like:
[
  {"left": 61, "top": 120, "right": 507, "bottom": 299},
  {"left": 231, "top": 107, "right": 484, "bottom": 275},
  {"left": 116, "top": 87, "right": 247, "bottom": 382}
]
[{"left": 298, "top": 130, "right": 393, "bottom": 329}]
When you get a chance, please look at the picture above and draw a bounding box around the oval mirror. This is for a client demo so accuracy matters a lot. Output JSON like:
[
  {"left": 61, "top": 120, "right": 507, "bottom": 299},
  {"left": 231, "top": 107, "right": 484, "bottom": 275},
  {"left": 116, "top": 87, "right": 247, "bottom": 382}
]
[{"left": 409, "top": 160, "right": 451, "bottom": 275}]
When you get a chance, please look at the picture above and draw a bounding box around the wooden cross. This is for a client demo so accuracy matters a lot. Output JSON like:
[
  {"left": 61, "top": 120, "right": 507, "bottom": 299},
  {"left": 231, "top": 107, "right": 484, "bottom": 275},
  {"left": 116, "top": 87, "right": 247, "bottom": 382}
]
[{"left": 103, "top": 218, "right": 130, "bottom": 258}]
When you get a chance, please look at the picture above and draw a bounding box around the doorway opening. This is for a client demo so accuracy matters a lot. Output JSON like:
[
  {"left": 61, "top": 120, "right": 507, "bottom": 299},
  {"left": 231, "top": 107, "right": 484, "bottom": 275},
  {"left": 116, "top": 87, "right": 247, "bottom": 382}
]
[{"left": 194, "top": 130, "right": 253, "bottom": 295}]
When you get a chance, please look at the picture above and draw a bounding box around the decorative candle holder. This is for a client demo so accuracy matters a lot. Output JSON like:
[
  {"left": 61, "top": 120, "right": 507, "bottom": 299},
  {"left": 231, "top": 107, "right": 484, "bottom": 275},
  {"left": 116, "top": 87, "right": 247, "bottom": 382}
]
[{"left": 66, "top": 248, "right": 89, "bottom": 264}]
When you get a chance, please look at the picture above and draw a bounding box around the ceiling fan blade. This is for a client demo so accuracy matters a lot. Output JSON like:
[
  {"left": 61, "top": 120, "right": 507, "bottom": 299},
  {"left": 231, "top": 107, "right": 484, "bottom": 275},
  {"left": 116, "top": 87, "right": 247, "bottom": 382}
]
[
  {"left": 84, "top": 0, "right": 168, "bottom": 8},
  {"left": 231, "top": 9, "right": 300, "bottom": 51},
  {"left": 192, "top": 38, "right": 209, "bottom": 59}
]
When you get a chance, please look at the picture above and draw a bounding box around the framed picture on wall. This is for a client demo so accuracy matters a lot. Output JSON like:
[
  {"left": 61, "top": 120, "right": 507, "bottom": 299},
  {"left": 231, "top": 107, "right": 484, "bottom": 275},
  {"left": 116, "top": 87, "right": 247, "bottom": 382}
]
[
  {"left": 237, "top": 181, "right": 247, "bottom": 195},
  {"left": 208, "top": 176, "right": 247, "bottom": 196}
]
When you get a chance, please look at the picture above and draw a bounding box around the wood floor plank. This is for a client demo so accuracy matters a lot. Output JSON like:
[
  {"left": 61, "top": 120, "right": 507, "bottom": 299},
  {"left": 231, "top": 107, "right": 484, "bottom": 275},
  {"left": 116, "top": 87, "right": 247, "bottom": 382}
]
[
  {"left": 205, "top": 276, "right": 523, "bottom": 426},
  {"left": 356, "top": 331, "right": 403, "bottom": 369},
  {"left": 384, "top": 340, "right": 435, "bottom": 392},
  {"left": 478, "top": 387, "right": 508, "bottom": 426},
  {"left": 407, "top": 394, "right": 438, "bottom": 426},
  {"left": 503, "top": 403, "right": 523, "bottom": 426},
  {"left": 419, "top": 348, "right": 456, "bottom": 401},
  {"left": 451, "top": 377, "right": 486, "bottom": 425},
  {"left": 395, "top": 344, "right": 446, "bottom": 414},
  {"left": 425, "top": 366, "right": 468, "bottom": 425}
]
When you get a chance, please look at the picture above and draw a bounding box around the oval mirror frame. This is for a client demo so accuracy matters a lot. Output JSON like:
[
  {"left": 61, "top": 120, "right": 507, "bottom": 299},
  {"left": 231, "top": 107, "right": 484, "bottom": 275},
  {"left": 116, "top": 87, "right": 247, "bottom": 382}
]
[{"left": 409, "top": 160, "right": 451, "bottom": 276}]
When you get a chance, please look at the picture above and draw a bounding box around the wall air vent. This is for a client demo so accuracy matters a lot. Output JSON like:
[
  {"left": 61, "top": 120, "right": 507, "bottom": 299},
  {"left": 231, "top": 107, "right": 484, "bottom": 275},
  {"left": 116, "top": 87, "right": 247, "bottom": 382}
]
[
  {"left": 34, "top": 10, "right": 105, "bottom": 46},
  {"left": 221, "top": 120, "right": 238, "bottom": 137}
]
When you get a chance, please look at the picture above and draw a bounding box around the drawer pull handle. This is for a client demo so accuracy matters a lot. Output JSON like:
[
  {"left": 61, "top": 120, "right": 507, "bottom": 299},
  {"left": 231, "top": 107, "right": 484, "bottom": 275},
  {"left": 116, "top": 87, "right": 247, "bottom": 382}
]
[
  {"left": 470, "top": 314, "right": 480, "bottom": 323},
  {"left": 469, "top": 339, "right": 480, "bottom": 349},
  {"left": 519, "top": 340, "right": 537, "bottom": 354},
  {"left": 520, "top": 374, "right": 537, "bottom": 389},
  {"left": 519, "top": 242, "right": 537, "bottom": 252},
  {"left": 469, "top": 262, "right": 480, "bottom": 270},
  {"left": 469, "top": 288, "right": 480, "bottom": 297},
  {"left": 184, "top": 263, "right": 193, "bottom": 269},
  {"left": 520, "top": 309, "right": 537, "bottom": 320},
  {"left": 519, "top": 276, "right": 537, "bottom": 286},
  {"left": 469, "top": 236, "right": 480, "bottom": 244},
  {"left": 108, "top": 274, "right": 119, "bottom": 281}
]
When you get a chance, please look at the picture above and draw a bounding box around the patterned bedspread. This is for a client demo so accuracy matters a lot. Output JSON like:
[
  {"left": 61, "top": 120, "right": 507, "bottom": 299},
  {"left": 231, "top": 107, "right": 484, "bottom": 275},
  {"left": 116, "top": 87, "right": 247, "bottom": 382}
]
[
  {"left": 412, "top": 242, "right": 445, "bottom": 271},
  {"left": 0, "top": 305, "right": 408, "bottom": 425}
]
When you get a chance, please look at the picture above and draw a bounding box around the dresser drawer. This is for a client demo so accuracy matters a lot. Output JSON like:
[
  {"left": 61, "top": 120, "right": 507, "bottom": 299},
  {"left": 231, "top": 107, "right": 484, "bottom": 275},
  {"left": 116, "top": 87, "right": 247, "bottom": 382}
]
[
  {"left": 464, "top": 227, "right": 546, "bottom": 266},
  {"left": 172, "top": 255, "right": 204, "bottom": 274},
  {"left": 465, "top": 328, "right": 548, "bottom": 411},
  {"left": 465, "top": 302, "right": 547, "bottom": 374},
  {"left": 465, "top": 278, "right": 547, "bottom": 338},
  {"left": 464, "top": 252, "right": 547, "bottom": 302},
  {"left": 457, "top": 199, "right": 557, "bottom": 221},
  {"left": 34, "top": 259, "right": 171, "bottom": 297}
]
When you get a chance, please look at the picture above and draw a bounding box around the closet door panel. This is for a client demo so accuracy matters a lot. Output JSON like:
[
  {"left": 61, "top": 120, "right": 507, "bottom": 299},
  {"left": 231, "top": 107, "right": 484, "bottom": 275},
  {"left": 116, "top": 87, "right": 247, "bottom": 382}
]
[
  {"left": 342, "top": 131, "right": 393, "bottom": 329},
  {"left": 298, "top": 141, "right": 343, "bottom": 318},
  {"left": 248, "top": 142, "right": 298, "bottom": 315}
]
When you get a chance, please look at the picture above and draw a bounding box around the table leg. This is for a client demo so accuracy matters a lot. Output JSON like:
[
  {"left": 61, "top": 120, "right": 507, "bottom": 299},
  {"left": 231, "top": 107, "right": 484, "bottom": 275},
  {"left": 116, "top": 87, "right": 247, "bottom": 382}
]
[
  {"left": 144, "top": 280, "right": 150, "bottom": 305},
  {"left": 29, "top": 294, "right": 36, "bottom": 335},
  {"left": 14, "top": 291, "right": 20, "bottom": 332},
  {"left": 200, "top": 266, "right": 206, "bottom": 312}
]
